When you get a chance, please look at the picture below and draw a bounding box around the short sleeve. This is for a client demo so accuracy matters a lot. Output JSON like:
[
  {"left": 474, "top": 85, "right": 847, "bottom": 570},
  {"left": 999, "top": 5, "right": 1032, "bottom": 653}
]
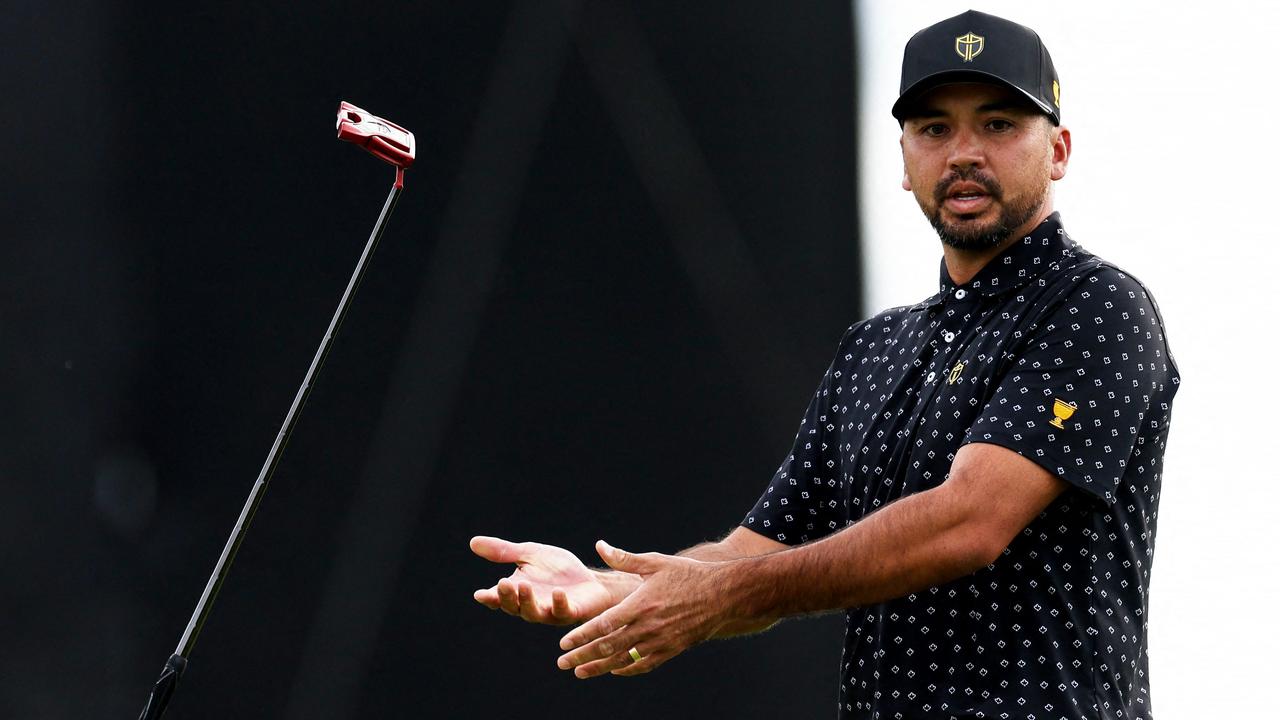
[
  {"left": 741, "top": 326, "right": 858, "bottom": 545},
  {"left": 964, "top": 269, "right": 1179, "bottom": 504}
]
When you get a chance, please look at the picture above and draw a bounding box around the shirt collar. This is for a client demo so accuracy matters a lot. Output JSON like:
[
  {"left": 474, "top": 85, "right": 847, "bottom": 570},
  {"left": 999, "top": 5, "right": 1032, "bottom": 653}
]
[{"left": 912, "top": 212, "right": 1078, "bottom": 312}]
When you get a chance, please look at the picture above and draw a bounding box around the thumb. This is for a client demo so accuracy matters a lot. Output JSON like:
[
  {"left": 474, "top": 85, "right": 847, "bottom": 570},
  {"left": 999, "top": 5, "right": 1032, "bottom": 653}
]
[
  {"left": 596, "top": 540, "right": 649, "bottom": 573},
  {"left": 470, "top": 535, "right": 524, "bottom": 564}
]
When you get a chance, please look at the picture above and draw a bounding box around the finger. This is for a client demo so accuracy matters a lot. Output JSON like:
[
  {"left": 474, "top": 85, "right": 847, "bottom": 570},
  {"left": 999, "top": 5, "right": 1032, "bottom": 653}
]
[
  {"left": 473, "top": 586, "right": 500, "bottom": 609},
  {"left": 497, "top": 578, "right": 521, "bottom": 616},
  {"left": 470, "top": 536, "right": 525, "bottom": 564},
  {"left": 572, "top": 645, "right": 646, "bottom": 679},
  {"left": 551, "top": 588, "right": 573, "bottom": 622},
  {"left": 560, "top": 602, "right": 633, "bottom": 651},
  {"left": 596, "top": 540, "right": 637, "bottom": 572},
  {"left": 610, "top": 647, "right": 673, "bottom": 677},
  {"left": 557, "top": 624, "right": 639, "bottom": 672},
  {"left": 516, "top": 582, "right": 541, "bottom": 622},
  {"left": 596, "top": 540, "right": 665, "bottom": 576}
]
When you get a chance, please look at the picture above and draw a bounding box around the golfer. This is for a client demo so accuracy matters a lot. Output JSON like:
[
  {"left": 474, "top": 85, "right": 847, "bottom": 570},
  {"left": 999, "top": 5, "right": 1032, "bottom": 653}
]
[{"left": 472, "top": 11, "right": 1178, "bottom": 720}]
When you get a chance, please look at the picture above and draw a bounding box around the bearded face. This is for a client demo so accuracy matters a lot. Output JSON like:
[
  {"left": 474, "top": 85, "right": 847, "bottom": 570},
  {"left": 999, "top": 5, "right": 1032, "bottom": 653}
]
[
  {"left": 899, "top": 83, "right": 1063, "bottom": 251},
  {"left": 925, "top": 165, "right": 1047, "bottom": 250}
]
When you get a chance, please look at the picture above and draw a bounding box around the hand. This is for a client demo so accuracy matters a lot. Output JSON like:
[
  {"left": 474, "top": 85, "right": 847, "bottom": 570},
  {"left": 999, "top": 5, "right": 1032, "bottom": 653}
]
[
  {"left": 555, "top": 540, "right": 741, "bottom": 679},
  {"left": 470, "top": 536, "right": 637, "bottom": 625}
]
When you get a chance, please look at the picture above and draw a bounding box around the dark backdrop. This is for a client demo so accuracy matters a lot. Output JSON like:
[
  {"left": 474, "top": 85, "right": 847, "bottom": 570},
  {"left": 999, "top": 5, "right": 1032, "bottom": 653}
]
[{"left": 2, "top": 1, "right": 862, "bottom": 717}]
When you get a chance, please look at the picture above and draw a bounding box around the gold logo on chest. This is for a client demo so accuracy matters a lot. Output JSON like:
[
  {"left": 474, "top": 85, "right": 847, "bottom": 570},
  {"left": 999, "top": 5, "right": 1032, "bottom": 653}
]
[
  {"left": 947, "top": 361, "right": 966, "bottom": 385},
  {"left": 1049, "top": 398, "right": 1078, "bottom": 429}
]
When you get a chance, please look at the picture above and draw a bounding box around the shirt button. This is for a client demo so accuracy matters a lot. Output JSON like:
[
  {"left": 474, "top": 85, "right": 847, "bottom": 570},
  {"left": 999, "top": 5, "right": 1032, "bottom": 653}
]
[
  {"left": 943, "top": 331, "right": 956, "bottom": 343},
  {"left": 926, "top": 371, "right": 936, "bottom": 383},
  {"left": 955, "top": 289, "right": 967, "bottom": 299}
]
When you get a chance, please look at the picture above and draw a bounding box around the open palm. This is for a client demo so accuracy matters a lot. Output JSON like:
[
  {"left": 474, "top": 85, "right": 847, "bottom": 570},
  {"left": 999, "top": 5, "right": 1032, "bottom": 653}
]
[{"left": 471, "top": 536, "right": 627, "bottom": 625}]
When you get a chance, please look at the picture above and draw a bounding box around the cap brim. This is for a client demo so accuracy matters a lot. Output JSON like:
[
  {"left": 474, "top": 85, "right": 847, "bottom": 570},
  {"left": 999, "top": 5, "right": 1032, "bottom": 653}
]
[{"left": 891, "top": 69, "right": 1057, "bottom": 124}]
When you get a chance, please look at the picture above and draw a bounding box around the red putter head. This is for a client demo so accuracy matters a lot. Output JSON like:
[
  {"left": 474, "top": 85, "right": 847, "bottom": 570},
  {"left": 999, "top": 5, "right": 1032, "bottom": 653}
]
[{"left": 336, "top": 101, "right": 416, "bottom": 169}]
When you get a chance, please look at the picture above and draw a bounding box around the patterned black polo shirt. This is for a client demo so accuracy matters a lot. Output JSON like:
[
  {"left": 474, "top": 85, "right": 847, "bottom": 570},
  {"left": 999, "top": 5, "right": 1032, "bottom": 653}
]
[{"left": 743, "top": 213, "right": 1179, "bottom": 720}]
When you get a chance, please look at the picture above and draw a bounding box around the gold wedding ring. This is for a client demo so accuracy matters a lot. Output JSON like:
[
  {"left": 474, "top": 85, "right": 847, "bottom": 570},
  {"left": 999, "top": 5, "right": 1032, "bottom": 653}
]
[{"left": 628, "top": 647, "right": 643, "bottom": 663}]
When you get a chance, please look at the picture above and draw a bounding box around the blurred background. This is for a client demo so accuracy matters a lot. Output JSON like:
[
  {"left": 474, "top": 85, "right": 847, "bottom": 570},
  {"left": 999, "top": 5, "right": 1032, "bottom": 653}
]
[{"left": 1, "top": 1, "right": 1273, "bottom": 718}]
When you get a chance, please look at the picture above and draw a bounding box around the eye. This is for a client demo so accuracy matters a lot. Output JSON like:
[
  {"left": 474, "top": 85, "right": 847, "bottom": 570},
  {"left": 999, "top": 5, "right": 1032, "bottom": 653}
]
[
  {"left": 987, "top": 119, "right": 1014, "bottom": 132},
  {"left": 921, "top": 123, "right": 948, "bottom": 137}
]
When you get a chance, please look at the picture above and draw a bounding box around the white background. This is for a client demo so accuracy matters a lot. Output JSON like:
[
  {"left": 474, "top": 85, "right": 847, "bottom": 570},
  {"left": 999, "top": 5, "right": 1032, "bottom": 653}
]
[{"left": 857, "top": 2, "right": 1279, "bottom": 716}]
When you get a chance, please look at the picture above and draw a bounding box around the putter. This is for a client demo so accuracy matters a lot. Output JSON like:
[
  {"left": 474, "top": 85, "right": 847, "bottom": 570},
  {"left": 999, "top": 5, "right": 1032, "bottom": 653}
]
[{"left": 136, "top": 102, "right": 415, "bottom": 720}]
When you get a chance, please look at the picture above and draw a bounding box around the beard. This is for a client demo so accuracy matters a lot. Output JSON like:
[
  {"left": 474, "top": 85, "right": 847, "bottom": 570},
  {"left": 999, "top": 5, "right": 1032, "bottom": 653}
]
[{"left": 926, "top": 168, "right": 1046, "bottom": 250}]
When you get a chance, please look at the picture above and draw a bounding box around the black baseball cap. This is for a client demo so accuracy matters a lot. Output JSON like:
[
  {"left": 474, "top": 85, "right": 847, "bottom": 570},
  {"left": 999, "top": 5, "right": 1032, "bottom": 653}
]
[{"left": 891, "top": 10, "right": 1060, "bottom": 125}]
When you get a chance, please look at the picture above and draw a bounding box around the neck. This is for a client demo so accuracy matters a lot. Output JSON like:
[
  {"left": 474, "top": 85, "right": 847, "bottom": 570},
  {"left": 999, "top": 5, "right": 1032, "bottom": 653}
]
[{"left": 941, "top": 204, "right": 1054, "bottom": 286}]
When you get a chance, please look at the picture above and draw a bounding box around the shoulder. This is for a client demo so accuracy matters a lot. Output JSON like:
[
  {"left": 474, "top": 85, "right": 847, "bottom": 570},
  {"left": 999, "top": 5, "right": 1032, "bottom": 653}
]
[
  {"left": 834, "top": 304, "right": 919, "bottom": 351},
  {"left": 1053, "top": 251, "right": 1171, "bottom": 331},
  {"left": 1025, "top": 251, "right": 1179, "bottom": 377},
  {"left": 854, "top": 303, "right": 923, "bottom": 333}
]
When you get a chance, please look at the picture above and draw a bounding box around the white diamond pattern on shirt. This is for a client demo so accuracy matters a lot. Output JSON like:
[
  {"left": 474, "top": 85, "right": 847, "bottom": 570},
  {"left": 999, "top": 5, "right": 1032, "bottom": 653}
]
[{"left": 743, "top": 214, "right": 1179, "bottom": 720}]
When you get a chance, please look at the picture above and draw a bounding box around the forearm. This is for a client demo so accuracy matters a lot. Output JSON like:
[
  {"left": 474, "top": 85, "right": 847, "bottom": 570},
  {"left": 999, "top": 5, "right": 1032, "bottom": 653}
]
[
  {"left": 728, "top": 485, "right": 995, "bottom": 622},
  {"left": 588, "top": 530, "right": 778, "bottom": 613},
  {"left": 551, "top": 446, "right": 1068, "bottom": 677},
  {"left": 679, "top": 529, "right": 788, "bottom": 636},
  {"left": 679, "top": 540, "right": 749, "bottom": 562}
]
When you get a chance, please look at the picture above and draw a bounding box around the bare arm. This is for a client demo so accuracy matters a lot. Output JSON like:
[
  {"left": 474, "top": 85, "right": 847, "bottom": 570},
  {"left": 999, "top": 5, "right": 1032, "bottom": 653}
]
[
  {"left": 557, "top": 443, "right": 1070, "bottom": 677},
  {"left": 678, "top": 527, "right": 788, "bottom": 636},
  {"left": 679, "top": 526, "right": 787, "bottom": 562},
  {"left": 729, "top": 443, "right": 1067, "bottom": 618}
]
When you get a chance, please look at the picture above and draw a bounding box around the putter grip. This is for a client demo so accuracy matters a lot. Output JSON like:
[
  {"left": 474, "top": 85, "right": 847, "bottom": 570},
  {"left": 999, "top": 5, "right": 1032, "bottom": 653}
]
[{"left": 138, "top": 654, "right": 188, "bottom": 720}]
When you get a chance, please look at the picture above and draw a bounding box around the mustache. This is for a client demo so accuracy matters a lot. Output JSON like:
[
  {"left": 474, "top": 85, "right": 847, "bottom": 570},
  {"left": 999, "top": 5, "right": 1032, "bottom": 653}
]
[{"left": 933, "top": 169, "right": 1003, "bottom": 205}]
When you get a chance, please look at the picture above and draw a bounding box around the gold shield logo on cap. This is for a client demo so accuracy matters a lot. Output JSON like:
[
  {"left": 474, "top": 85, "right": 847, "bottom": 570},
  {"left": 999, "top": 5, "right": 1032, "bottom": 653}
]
[{"left": 955, "top": 32, "right": 984, "bottom": 62}]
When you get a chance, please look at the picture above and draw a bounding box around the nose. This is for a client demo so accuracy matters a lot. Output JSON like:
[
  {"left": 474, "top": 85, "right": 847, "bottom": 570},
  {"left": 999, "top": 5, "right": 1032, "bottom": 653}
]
[{"left": 947, "top": 126, "right": 985, "bottom": 171}]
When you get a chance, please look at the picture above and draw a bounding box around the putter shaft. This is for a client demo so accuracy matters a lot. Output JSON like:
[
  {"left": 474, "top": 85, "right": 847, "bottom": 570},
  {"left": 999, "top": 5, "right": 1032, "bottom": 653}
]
[{"left": 138, "top": 172, "right": 404, "bottom": 720}]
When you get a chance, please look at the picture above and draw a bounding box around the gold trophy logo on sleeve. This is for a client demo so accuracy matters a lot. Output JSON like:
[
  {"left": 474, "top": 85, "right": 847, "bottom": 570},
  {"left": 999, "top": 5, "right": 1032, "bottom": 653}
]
[{"left": 1049, "top": 398, "right": 1078, "bottom": 429}]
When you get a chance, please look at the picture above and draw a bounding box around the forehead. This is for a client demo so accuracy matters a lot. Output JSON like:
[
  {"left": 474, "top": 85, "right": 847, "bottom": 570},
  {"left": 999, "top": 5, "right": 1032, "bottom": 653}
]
[{"left": 900, "top": 82, "right": 1037, "bottom": 120}]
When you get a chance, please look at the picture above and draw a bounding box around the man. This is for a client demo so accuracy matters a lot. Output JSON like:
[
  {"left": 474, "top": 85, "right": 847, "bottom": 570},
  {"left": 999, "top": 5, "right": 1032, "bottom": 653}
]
[{"left": 471, "top": 10, "right": 1178, "bottom": 720}]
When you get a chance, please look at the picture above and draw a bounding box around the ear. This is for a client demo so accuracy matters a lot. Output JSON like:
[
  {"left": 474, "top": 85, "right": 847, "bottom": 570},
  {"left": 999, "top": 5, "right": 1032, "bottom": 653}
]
[
  {"left": 1050, "top": 126, "right": 1071, "bottom": 181},
  {"left": 900, "top": 135, "right": 912, "bottom": 191}
]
